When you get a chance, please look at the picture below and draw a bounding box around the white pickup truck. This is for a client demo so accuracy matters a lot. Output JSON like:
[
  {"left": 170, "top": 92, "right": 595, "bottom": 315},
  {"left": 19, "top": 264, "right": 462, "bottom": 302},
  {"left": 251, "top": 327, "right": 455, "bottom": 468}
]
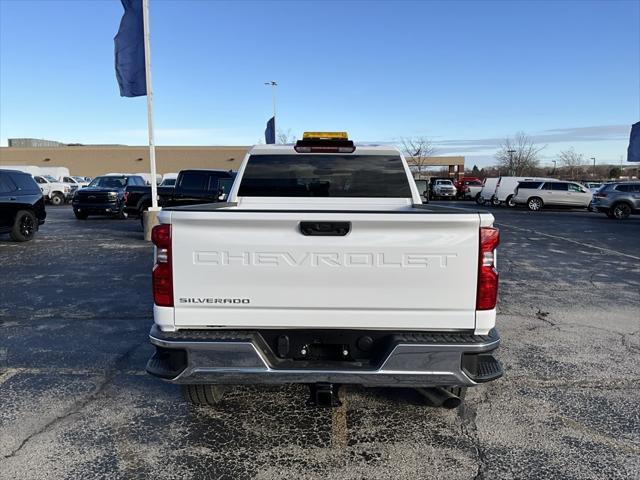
[
  {"left": 33, "top": 175, "right": 72, "bottom": 205},
  {"left": 146, "top": 133, "right": 502, "bottom": 408}
]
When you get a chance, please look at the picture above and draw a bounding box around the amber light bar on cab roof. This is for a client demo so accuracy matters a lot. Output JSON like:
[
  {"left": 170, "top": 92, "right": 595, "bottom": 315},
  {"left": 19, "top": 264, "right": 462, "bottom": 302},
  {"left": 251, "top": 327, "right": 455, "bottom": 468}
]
[{"left": 295, "top": 131, "right": 356, "bottom": 153}]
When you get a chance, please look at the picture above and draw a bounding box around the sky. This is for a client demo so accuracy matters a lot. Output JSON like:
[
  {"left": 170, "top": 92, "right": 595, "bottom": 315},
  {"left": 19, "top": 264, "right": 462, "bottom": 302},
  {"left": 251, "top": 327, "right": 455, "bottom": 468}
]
[{"left": 0, "top": 0, "right": 638, "bottom": 167}]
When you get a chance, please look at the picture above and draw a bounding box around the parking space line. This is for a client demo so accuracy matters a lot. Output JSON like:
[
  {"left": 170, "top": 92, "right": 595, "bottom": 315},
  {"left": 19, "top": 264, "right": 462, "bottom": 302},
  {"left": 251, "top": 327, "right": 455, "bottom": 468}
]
[
  {"left": 0, "top": 368, "right": 22, "bottom": 385},
  {"left": 495, "top": 223, "right": 640, "bottom": 261},
  {"left": 426, "top": 203, "right": 640, "bottom": 260}
]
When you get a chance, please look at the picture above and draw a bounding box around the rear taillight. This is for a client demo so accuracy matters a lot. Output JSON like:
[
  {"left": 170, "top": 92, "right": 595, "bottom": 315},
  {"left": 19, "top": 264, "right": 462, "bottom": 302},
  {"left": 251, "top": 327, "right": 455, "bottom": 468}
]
[
  {"left": 477, "top": 227, "right": 499, "bottom": 310},
  {"left": 152, "top": 224, "right": 173, "bottom": 307},
  {"left": 124, "top": 191, "right": 129, "bottom": 202},
  {"left": 594, "top": 192, "right": 607, "bottom": 198}
]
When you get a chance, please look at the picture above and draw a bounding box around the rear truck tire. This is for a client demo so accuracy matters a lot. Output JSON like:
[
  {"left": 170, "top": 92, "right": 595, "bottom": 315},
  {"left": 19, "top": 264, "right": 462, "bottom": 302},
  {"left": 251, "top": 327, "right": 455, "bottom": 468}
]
[
  {"left": 10, "top": 210, "right": 37, "bottom": 242},
  {"left": 612, "top": 202, "right": 631, "bottom": 220},
  {"left": 491, "top": 196, "right": 501, "bottom": 207},
  {"left": 506, "top": 195, "right": 515, "bottom": 207},
  {"left": 182, "top": 384, "right": 225, "bottom": 406},
  {"left": 74, "top": 209, "right": 88, "bottom": 220},
  {"left": 476, "top": 194, "right": 485, "bottom": 205},
  {"left": 50, "top": 192, "right": 64, "bottom": 206},
  {"left": 527, "top": 197, "right": 543, "bottom": 211}
]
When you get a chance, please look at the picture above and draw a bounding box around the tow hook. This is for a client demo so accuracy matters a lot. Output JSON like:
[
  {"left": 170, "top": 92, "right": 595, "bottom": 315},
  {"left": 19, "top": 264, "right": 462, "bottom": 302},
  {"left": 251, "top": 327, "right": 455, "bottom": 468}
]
[{"left": 307, "top": 383, "right": 341, "bottom": 407}]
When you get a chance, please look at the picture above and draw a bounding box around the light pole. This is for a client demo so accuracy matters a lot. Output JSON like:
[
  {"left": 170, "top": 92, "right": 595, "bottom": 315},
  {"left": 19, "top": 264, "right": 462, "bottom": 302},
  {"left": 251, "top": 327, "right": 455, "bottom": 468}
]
[
  {"left": 552, "top": 160, "right": 557, "bottom": 175},
  {"left": 591, "top": 157, "right": 596, "bottom": 178},
  {"left": 507, "top": 149, "right": 516, "bottom": 175}
]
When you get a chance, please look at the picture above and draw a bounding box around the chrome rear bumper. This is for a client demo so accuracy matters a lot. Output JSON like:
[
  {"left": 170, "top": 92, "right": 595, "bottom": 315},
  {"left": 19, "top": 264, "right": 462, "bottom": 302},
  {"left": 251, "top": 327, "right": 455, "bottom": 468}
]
[{"left": 147, "top": 325, "right": 502, "bottom": 387}]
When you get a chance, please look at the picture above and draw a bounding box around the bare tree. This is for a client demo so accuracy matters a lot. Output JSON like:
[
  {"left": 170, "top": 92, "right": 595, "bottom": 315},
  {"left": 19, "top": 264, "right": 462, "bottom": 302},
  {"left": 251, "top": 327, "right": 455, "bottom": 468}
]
[
  {"left": 495, "top": 132, "right": 544, "bottom": 176},
  {"left": 557, "top": 148, "right": 583, "bottom": 179},
  {"left": 277, "top": 129, "right": 296, "bottom": 144},
  {"left": 399, "top": 137, "right": 436, "bottom": 177}
]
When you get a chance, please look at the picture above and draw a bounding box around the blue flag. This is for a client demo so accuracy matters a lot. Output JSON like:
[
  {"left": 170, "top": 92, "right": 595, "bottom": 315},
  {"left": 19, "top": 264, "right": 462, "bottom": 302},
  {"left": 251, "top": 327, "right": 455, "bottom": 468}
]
[
  {"left": 265, "top": 116, "right": 276, "bottom": 144},
  {"left": 628, "top": 122, "right": 640, "bottom": 162},
  {"left": 114, "top": 0, "right": 146, "bottom": 97}
]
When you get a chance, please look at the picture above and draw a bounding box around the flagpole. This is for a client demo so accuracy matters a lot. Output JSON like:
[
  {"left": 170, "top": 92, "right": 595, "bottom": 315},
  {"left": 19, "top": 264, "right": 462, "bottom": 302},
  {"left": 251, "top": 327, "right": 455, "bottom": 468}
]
[
  {"left": 265, "top": 80, "right": 277, "bottom": 138},
  {"left": 142, "top": 0, "right": 158, "bottom": 209}
]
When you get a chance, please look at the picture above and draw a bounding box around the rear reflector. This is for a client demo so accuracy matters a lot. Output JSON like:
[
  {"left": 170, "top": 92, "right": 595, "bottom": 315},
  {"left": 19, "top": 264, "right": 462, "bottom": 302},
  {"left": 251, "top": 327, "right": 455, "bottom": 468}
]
[
  {"left": 152, "top": 224, "right": 173, "bottom": 307},
  {"left": 477, "top": 227, "right": 499, "bottom": 310}
]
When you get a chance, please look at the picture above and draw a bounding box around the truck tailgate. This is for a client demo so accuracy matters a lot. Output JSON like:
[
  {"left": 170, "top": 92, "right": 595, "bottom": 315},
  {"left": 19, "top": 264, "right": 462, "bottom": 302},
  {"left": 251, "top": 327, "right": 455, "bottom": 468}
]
[{"left": 170, "top": 210, "right": 480, "bottom": 330}]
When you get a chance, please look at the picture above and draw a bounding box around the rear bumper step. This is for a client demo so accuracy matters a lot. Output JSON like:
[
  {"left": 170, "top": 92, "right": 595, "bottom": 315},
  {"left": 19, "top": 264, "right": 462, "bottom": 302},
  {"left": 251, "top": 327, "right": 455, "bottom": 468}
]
[{"left": 146, "top": 325, "right": 502, "bottom": 387}]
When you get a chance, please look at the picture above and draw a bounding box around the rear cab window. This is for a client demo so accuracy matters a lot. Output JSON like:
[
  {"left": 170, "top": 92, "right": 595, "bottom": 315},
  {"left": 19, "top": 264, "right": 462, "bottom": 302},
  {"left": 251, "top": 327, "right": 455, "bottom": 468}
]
[
  {"left": 237, "top": 154, "right": 412, "bottom": 198},
  {"left": 178, "top": 172, "right": 208, "bottom": 191}
]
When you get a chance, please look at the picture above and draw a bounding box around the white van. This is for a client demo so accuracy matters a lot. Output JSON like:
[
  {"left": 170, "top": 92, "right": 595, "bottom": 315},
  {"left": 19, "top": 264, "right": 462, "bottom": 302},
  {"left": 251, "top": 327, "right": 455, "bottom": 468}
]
[
  {"left": 478, "top": 177, "right": 499, "bottom": 205},
  {"left": 494, "top": 177, "right": 557, "bottom": 206}
]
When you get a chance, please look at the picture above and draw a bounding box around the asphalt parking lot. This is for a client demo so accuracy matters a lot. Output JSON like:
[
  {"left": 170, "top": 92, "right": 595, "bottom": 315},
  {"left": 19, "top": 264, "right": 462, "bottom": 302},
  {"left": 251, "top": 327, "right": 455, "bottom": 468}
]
[{"left": 1, "top": 204, "right": 638, "bottom": 480}]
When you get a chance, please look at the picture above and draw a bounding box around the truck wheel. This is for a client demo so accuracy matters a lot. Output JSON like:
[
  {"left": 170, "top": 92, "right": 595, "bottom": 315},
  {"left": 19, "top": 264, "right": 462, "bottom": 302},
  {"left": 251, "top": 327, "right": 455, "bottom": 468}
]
[
  {"left": 612, "top": 202, "right": 631, "bottom": 220},
  {"left": 475, "top": 194, "right": 485, "bottom": 205},
  {"left": 527, "top": 197, "right": 543, "bottom": 211},
  {"left": 10, "top": 210, "right": 37, "bottom": 242},
  {"left": 74, "top": 209, "right": 88, "bottom": 220},
  {"left": 50, "top": 193, "right": 64, "bottom": 206},
  {"left": 181, "top": 384, "right": 225, "bottom": 406},
  {"left": 491, "top": 197, "right": 501, "bottom": 207},
  {"left": 506, "top": 195, "right": 515, "bottom": 207}
]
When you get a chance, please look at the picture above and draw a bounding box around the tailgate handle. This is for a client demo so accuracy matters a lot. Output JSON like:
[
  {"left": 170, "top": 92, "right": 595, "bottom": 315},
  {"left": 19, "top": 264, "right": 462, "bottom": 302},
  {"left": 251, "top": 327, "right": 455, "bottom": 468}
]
[{"left": 299, "top": 221, "right": 350, "bottom": 236}]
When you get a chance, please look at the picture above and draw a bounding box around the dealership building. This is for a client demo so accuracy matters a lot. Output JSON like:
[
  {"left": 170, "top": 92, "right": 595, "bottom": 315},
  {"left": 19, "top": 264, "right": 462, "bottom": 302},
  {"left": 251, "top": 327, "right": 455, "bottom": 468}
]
[{"left": 0, "top": 138, "right": 464, "bottom": 178}]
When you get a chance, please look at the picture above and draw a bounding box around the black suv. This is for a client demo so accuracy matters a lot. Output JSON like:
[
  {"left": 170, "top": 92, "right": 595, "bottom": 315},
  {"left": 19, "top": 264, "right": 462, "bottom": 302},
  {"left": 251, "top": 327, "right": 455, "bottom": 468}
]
[
  {"left": 72, "top": 174, "right": 146, "bottom": 219},
  {"left": 0, "top": 169, "right": 46, "bottom": 242}
]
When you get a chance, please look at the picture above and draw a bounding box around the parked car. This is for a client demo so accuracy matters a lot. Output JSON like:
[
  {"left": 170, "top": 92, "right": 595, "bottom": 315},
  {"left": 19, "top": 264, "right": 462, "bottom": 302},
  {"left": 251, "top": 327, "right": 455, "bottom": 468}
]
[
  {"left": 513, "top": 180, "right": 592, "bottom": 211},
  {"left": 33, "top": 175, "right": 72, "bottom": 205},
  {"left": 146, "top": 132, "right": 503, "bottom": 408},
  {"left": 477, "top": 177, "right": 499, "bottom": 205},
  {"left": 72, "top": 174, "right": 146, "bottom": 219},
  {"left": 493, "top": 177, "right": 557, "bottom": 207},
  {"left": 60, "top": 175, "right": 90, "bottom": 192},
  {"left": 431, "top": 179, "right": 457, "bottom": 200},
  {"left": 124, "top": 169, "right": 236, "bottom": 219},
  {"left": 582, "top": 181, "right": 605, "bottom": 194},
  {"left": 591, "top": 182, "right": 640, "bottom": 219},
  {"left": 459, "top": 179, "right": 483, "bottom": 201},
  {"left": 0, "top": 169, "right": 46, "bottom": 242},
  {"left": 454, "top": 176, "right": 481, "bottom": 194}
]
